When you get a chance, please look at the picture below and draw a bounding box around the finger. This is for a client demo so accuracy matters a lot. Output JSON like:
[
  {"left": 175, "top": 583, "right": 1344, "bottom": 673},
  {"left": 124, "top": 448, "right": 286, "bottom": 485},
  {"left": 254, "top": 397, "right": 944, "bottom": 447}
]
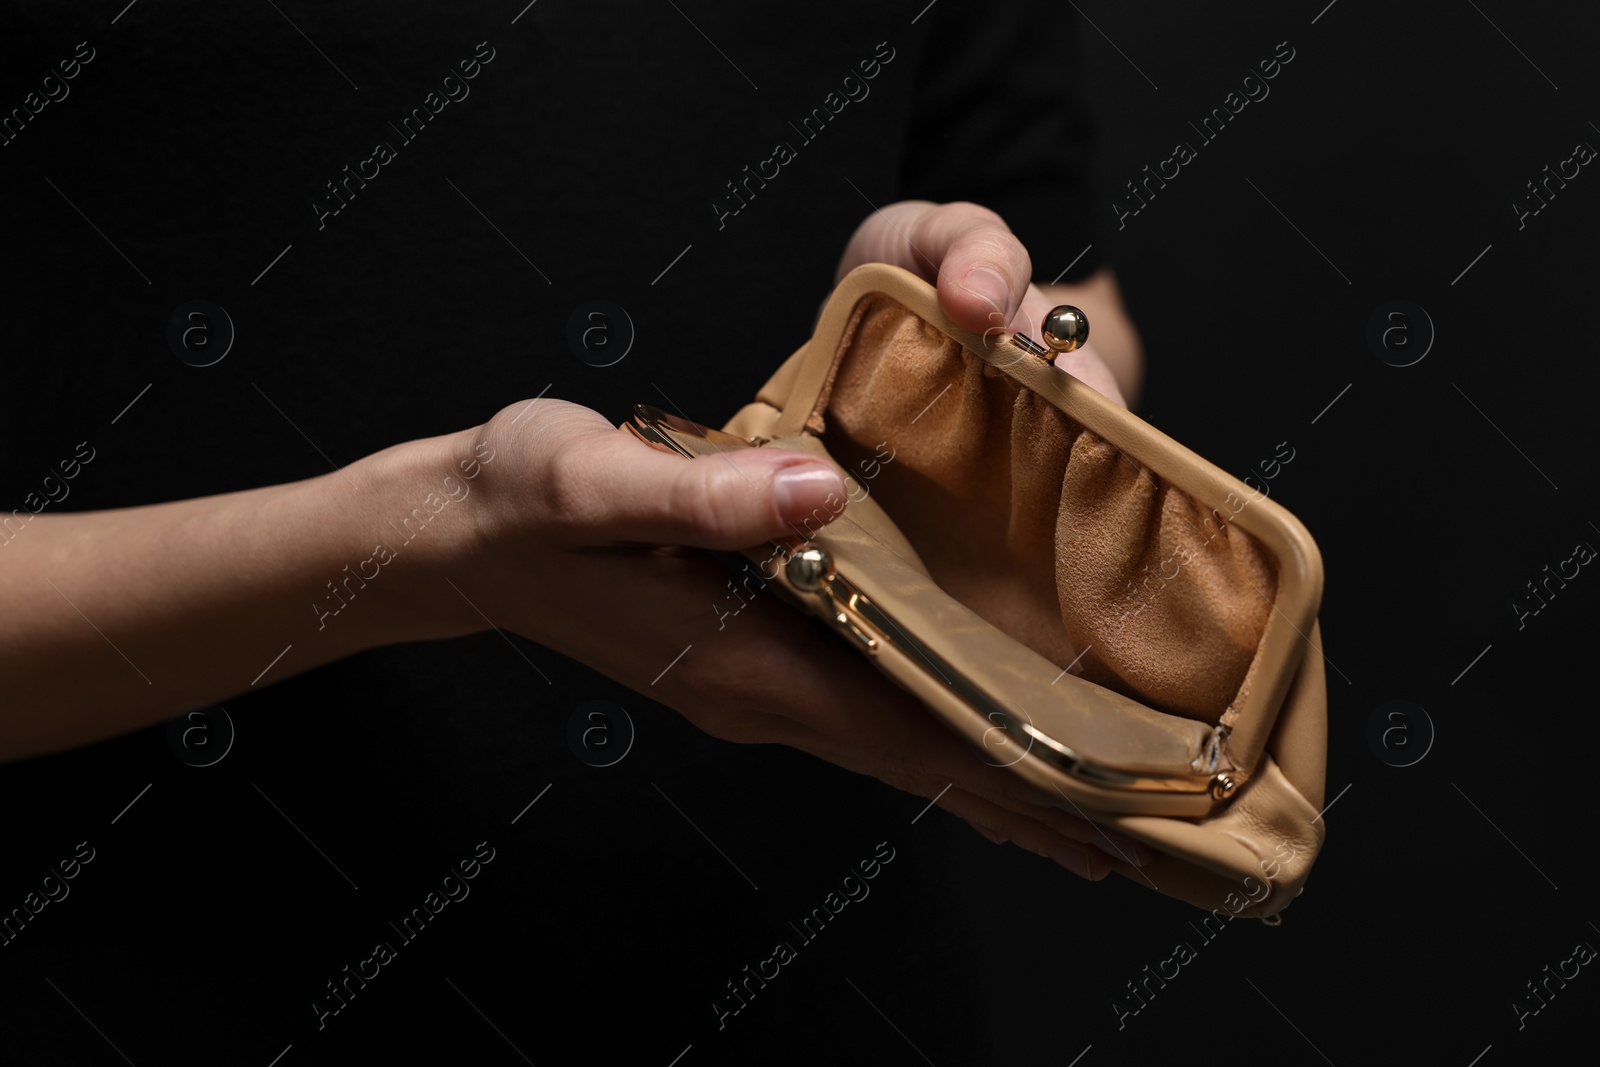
[
  {"left": 934, "top": 786, "right": 1113, "bottom": 881},
  {"left": 591, "top": 559, "right": 1154, "bottom": 875},
  {"left": 723, "top": 699, "right": 1120, "bottom": 881},
  {"left": 1030, "top": 781, "right": 1157, "bottom": 868},
  {"left": 839, "top": 201, "right": 1033, "bottom": 335},
  {"left": 778, "top": 649, "right": 1067, "bottom": 811},
  {"left": 530, "top": 407, "right": 849, "bottom": 549},
  {"left": 760, "top": 648, "right": 1156, "bottom": 864}
]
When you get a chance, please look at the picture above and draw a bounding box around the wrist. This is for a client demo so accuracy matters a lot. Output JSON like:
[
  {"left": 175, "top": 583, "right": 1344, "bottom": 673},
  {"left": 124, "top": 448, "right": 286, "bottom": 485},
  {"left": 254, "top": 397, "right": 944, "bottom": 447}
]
[{"left": 312, "top": 427, "right": 495, "bottom": 648}]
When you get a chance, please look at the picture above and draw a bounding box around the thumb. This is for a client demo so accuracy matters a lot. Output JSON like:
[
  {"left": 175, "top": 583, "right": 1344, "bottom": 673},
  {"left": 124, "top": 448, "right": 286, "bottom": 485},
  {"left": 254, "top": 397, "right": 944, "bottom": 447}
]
[
  {"left": 567, "top": 425, "right": 848, "bottom": 550},
  {"left": 837, "top": 200, "right": 1033, "bottom": 336}
]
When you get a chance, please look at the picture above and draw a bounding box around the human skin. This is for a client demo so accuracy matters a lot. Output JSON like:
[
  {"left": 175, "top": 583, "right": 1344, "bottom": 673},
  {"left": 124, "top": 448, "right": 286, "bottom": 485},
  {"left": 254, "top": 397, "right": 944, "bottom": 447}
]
[{"left": 0, "top": 201, "right": 1147, "bottom": 880}]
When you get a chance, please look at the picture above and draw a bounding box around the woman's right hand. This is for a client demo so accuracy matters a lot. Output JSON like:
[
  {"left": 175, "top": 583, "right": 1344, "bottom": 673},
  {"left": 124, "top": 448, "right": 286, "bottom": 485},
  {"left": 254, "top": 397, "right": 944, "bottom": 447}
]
[
  {"left": 421, "top": 398, "right": 1150, "bottom": 880},
  {"left": 0, "top": 386, "right": 1144, "bottom": 877}
]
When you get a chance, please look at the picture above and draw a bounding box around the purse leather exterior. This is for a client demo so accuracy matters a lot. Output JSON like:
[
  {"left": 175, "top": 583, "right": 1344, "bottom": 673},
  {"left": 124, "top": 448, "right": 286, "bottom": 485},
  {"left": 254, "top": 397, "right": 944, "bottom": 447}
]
[{"left": 636, "top": 264, "right": 1328, "bottom": 919}]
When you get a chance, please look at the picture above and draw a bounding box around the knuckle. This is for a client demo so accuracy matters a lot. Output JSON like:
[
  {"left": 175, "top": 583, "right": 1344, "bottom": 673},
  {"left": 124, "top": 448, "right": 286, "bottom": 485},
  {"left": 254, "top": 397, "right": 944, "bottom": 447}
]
[
  {"left": 721, "top": 713, "right": 771, "bottom": 746},
  {"left": 667, "top": 461, "right": 739, "bottom": 543},
  {"left": 875, "top": 750, "right": 932, "bottom": 798},
  {"left": 671, "top": 644, "right": 722, "bottom": 697},
  {"left": 675, "top": 651, "right": 779, "bottom": 744},
  {"left": 698, "top": 697, "right": 777, "bottom": 747},
  {"left": 698, "top": 704, "right": 755, "bottom": 743},
  {"left": 878, "top": 769, "right": 919, "bottom": 796},
  {"left": 943, "top": 200, "right": 1006, "bottom": 229},
  {"left": 541, "top": 443, "right": 598, "bottom": 529},
  {"left": 969, "top": 228, "right": 1031, "bottom": 275}
]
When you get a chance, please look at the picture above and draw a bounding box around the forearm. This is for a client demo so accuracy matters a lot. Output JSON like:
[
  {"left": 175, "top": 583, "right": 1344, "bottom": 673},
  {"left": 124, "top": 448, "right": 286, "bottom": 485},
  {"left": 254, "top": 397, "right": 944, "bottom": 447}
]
[{"left": 0, "top": 430, "right": 486, "bottom": 762}]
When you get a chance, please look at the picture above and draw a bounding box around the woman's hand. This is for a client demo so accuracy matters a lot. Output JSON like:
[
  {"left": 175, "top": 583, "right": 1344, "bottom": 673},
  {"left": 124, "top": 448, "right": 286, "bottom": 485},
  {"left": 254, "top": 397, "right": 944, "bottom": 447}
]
[
  {"left": 424, "top": 200, "right": 1155, "bottom": 877},
  {"left": 428, "top": 399, "right": 1150, "bottom": 880},
  {"left": 0, "top": 196, "right": 1148, "bottom": 882},
  {"left": 835, "top": 199, "right": 1143, "bottom": 406}
]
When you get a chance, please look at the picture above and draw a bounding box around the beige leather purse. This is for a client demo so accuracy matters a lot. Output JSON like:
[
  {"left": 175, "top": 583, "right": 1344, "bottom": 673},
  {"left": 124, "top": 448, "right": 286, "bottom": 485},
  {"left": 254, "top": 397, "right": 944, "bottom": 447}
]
[{"left": 629, "top": 264, "right": 1327, "bottom": 920}]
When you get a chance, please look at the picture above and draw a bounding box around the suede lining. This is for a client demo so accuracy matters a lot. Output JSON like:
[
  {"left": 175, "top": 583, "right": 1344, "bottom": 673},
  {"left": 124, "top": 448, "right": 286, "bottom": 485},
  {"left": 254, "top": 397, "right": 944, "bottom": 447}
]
[{"left": 817, "top": 295, "right": 1278, "bottom": 725}]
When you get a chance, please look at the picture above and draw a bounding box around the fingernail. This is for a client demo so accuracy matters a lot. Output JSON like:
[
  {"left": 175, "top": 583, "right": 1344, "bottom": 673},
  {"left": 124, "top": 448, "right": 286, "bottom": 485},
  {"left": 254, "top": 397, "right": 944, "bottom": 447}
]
[
  {"left": 961, "top": 266, "right": 1013, "bottom": 320},
  {"left": 773, "top": 464, "right": 846, "bottom": 523},
  {"left": 973, "top": 824, "right": 1008, "bottom": 846},
  {"left": 1102, "top": 833, "right": 1157, "bottom": 866},
  {"left": 1049, "top": 847, "right": 1093, "bottom": 880}
]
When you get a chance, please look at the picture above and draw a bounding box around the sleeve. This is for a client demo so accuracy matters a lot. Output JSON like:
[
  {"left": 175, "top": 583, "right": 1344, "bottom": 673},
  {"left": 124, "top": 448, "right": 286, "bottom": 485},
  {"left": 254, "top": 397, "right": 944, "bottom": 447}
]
[{"left": 897, "top": 0, "right": 1106, "bottom": 283}]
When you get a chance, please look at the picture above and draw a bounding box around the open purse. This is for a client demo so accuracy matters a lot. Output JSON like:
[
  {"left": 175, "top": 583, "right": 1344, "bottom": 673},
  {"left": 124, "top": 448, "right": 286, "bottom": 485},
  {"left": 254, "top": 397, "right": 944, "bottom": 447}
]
[{"left": 628, "top": 263, "right": 1328, "bottom": 920}]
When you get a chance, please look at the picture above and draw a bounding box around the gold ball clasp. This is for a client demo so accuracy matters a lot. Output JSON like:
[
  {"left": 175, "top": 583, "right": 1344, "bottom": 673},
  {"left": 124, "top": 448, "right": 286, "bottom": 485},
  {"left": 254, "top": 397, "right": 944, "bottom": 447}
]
[
  {"left": 1041, "top": 305, "right": 1090, "bottom": 358},
  {"left": 785, "top": 546, "right": 832, "bottom": 592}
]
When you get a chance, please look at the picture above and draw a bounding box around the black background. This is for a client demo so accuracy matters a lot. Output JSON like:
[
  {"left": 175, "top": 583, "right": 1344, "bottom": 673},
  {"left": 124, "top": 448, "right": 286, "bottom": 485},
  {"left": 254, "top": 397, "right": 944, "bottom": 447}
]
[{"left": 2, "top": 2, "right": 1597, "bottom": 1065}]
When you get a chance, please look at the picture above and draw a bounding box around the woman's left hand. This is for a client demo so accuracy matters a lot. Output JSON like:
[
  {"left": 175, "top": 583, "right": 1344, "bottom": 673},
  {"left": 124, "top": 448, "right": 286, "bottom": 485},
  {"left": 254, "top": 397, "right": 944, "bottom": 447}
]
[{"left": 834, "top": 199, "right": 1142, "bottom": 406}]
